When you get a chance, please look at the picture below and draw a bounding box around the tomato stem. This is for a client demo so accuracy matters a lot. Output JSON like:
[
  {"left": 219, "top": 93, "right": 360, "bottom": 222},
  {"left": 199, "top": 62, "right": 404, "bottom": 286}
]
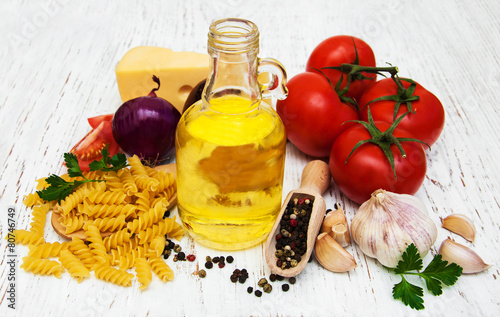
[{"left": 344, "top": 107, "right": 429, "bottom": 180}]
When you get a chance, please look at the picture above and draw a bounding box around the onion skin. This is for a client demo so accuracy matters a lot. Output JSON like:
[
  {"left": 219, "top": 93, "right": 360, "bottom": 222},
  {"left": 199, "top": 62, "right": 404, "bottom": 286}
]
[{"left": 112, "top": 83, "right": 181, "bottom": 164}]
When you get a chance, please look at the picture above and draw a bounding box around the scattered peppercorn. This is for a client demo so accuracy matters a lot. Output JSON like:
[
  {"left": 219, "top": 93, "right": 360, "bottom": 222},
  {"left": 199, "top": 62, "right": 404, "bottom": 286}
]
[
  {"left": 212, "top": 256, "right": 220, "bottom": 263},
  {"left": 218, "top": 261, "right": 225, "bottom": 269},
  {"left": 269, "top": 274, "right": 277, "bottom": 282},
  {"left": 205, "top": 261, "right": 213, "bottom": 269},
  {"left": 247, "top": 286, "right": 253, "bottom": 294},
  {"left": 230, "top": 274, "right": 238, "bottom": 283},
  {"left": 282, "top": 284, "right": 290, "bottom": 292},
  {"left": 163, "top": 210, "right": 171, "bottom": 218},
  {"left": 254, "top": 290, "right": 262, "bottom": 297},
  {"left": 177, "top": 252, "right": 186, "bottom": 261},
  {"left": 206, "top": 256, "right": 212, "bottom": 262},
  {"left": 289, "top": 277, "right": 296, "bottom": 284},
  {"left": 173, "top": 244, "right": 182, "bottom": 253},
  {"left": 162, "top": 249, "right": 172, "bottom": 260},
  {"left": 226, "top": 256, "right": 234, "bottom": 263},
  {"left": 276, "top": 275, "right": 284, "bottom": 281},
  {"left": 187, "top": 254, "right": 196, "bottom": 262},
  {"left": 258, "top": 278, "right": 268, "bottom": 287},
  {"left": 263, "top": 283, "right": 272, "bottom": 293},
  {"left": 198, "top": 269, "right": 206, "bottom": 278}
]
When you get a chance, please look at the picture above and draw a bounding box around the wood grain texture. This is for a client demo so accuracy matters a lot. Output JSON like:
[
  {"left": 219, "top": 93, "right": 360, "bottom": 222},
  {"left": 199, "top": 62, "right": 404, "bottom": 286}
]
[{"left": 1, "top": 0, "right": 499, "bottom": 316}]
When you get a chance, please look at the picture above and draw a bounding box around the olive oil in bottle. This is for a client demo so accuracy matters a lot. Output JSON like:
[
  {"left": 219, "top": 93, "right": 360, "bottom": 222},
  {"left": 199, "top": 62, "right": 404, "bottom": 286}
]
[{"left": 175, "top": 18, "right": 288, "bottom": 250}]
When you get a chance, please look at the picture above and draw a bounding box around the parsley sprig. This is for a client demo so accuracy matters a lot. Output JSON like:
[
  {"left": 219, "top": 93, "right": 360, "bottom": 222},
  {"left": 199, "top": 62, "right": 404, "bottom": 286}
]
[
  {"left": 392, "top": 244, "right": 463, "bottom": 310},
  {"left": 37, "top": 146, "right": 128, "bottom": 203}
]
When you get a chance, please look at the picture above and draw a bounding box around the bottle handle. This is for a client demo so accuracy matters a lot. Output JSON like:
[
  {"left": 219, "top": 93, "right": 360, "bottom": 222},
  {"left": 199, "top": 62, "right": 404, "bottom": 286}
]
[{"left": 257, "top": 58, "right": 288, "bottom": 100}]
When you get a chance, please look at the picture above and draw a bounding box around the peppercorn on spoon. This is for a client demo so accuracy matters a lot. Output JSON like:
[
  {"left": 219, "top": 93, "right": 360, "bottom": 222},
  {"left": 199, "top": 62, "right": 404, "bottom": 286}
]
[
  {"left": 265, "top": 160, "right": 331, "bottom": 277},
  {"left": 51, "top": 163, "right": 177, "bottom": 241}
]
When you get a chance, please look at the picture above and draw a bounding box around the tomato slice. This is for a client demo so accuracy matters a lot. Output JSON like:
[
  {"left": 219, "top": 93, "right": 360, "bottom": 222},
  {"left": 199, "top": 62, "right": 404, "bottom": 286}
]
[
  {"left": 69, "top": 115, "right": 119, "bottom": 171},
  {"left": 87, "top": 114, "right": 114, "bottom": 129}
]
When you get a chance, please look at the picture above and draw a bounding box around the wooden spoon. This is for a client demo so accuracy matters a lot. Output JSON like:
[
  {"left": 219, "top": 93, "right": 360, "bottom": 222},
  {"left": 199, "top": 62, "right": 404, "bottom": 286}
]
[
  {"left": 264, "top": 160, "right": 331, "bottom": 277},
  {"left": 51, "top": 163, "right": 177, "bottom": 241}
]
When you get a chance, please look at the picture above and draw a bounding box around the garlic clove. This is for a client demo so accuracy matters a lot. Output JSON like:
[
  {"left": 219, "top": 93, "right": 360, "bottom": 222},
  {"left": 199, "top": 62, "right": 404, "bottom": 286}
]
[
  {"left": 314, "top": 232, "right": 356, "bottom": 272},
  {"left": 441, "top": 214, "right": 476, "bottom": 242},
  {"left": 439, "top": 238, "right": 491, "bottom": 274},
  {"left": 320, "top": 204, "right": 351, "bottom": 247},
  {"left": 330, "top": 223, "right": 351, "bottom": 247}
]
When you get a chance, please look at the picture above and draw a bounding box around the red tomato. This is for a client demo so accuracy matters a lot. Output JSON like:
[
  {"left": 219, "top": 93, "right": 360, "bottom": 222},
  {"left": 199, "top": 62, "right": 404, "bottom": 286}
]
[
  {"left": 277, "top": 72, "right": 359, "bottom": 158},
  {"left": 358, "top": 78, "right": 445, "bottom": 146},
  {"left": 69, "top": 114, "right": 119, "bottom": 171},
  {"left": 329, "top": 121, "right": 427, "bottom": 204},
  {"left": 306, "top": 35, "right": 376, "bottom": 101}
]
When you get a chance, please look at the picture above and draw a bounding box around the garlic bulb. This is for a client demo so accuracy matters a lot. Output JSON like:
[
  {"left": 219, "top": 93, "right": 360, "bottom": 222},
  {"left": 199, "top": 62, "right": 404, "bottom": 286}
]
[{"left": 351, "top": 189, "right": 438, "bottom": 268}]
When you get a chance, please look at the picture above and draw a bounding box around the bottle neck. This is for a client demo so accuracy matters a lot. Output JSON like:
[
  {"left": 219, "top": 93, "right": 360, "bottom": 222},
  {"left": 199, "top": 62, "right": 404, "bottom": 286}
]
[{"left": 203, "top": 18, "right": 261, "bottom": 113}]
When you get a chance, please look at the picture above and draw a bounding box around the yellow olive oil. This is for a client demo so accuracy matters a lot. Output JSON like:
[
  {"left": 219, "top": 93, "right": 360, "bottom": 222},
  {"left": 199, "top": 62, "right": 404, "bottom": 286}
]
[{"left": 175, "top": 96, "right": 286, "bottom": 250}]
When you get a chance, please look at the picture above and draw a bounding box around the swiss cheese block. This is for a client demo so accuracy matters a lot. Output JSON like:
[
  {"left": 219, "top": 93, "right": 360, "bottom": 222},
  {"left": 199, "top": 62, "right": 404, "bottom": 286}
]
[{"left": 115, "top": 46, "right": 209, "bottom": 113}]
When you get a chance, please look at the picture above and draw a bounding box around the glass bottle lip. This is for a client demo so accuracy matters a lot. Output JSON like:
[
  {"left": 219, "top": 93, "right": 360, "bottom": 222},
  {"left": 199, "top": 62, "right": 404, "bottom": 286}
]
[{"left": 208, "top": 18, "right": 259, "bottom": 54}]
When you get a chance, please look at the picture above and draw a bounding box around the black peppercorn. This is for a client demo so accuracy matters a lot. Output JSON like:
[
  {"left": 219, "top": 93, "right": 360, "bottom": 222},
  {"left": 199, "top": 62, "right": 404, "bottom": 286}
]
[
  {"left": 276, "top": 275, "right": 284, "bottom": 281},
  {"left": 282, "top": 284, "right": 290, "bottom": 292},
  {"left": 289, "top": 277, "right": 296, "bottom": 284},
  {"left": 226, "top": 256, "right": 234, "bottom": 263},
  {"left": 247, "top": 286, "right": 253, "bottom": 294},
  {"left": 254, "top": 290, "right": 262, "bottom": 297},
  {"left": 177, "top": 252, "right": 186, "bottom": 261},
  {"left": 205, "top": 261, "right": 213, "bottom": 269},
  {"left": 212, "top": 256, "right": 220, "bottom": 263},
  {"left": 269, "top": 274, "right": 277, "bottom": 282}
]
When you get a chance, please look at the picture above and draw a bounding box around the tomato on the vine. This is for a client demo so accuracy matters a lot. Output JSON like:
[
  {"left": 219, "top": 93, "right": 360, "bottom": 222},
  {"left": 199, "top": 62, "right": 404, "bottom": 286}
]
[
  {"left": 276, "top": 72, "right": 359, "bottom": 158},
  {"left": 306, "top": 35, "right": 376, "bottom": 101},
  {"left": 329, "top": 114, "right": 427, "bottom": 204},
  {"left": 69, "top": 114, "right": 119, "bottom": 171},
  {"left": 358, "top": 77, "right": 445, "bottom": 146}
]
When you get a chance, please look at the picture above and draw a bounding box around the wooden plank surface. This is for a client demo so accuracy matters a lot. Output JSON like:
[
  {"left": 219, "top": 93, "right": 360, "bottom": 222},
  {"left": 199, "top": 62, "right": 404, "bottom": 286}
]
[{"left": 1, "top": 0, "right": 499, "bottom": 316}]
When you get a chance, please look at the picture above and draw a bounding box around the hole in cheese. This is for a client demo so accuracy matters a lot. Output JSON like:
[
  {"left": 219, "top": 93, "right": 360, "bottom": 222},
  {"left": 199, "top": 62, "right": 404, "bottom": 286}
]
[{"left": 179, "top": 85, "right": 194, "bottom": 101}]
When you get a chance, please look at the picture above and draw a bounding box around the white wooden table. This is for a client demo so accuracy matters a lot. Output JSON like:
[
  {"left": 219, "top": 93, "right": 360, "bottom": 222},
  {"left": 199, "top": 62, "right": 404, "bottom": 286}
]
[{"left": 1, "top": 0, "right": 499, "bottom": 316}]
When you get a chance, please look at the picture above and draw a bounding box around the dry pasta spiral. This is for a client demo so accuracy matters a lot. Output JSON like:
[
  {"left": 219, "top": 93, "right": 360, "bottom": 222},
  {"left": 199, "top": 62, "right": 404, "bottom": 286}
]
[
  {"left": 29, "top": 203, "right": 50, "bottom": 235},
  {"left": 94, "top": 263, "right": 134, "bottom": 287},
  {"left": 59, "top": 249, "right": 90, "bottom": 283},
  {"left": 135, "top": 258, "right": 152, "bottom": 290},
  {"left": 9, "top": 229, "right": 44, "bottom": 246},
  {"left": 149, "top": 255, "right": 174, "bottom": 282},
  {"left": 103, "top": 228, "right": 131, "bottom": 252},
  {"left": 20, "top": 256, "right": 64, "bottom": 278},
  {"left": 28, "top": 242, "right": 68, "bottom": 258},
  {"left": 85, "top": 225, "right": 109, "bottom": 266},
  {"left": 68, "top": 237, "right": 95, "bottom": 270}
]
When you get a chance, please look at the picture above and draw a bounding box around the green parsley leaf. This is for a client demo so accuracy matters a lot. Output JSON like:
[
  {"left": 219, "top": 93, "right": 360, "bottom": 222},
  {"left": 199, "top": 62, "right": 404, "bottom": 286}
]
[
  {"left": 391, "top": 244, "right": 462, "bottom": 310},
  {"left": 37, "top": 147, "right": 128, "bottom": 203},
  {"left": 89, "top": 145, "right": 128, "bottom": 172},
  {"left": 392, "top": 276, "right": 425, "bottom": 310},
  {"left": 64, "top": 152, "right": 85, "bottom": 178},
  {"left": 394, "top": 244, "right": 423, "bottom": 274}
]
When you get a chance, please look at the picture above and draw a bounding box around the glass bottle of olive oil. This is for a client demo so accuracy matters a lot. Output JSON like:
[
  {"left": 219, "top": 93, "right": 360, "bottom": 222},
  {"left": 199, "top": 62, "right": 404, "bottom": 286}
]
[{"left": 175, "top": 18, "right": 288, "bottom": 250}]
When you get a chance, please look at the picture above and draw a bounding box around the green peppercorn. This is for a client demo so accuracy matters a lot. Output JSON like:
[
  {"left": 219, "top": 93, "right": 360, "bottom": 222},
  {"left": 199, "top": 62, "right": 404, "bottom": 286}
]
[
  {"left": 258, "top": 278, "right": 268, "bottom": 287},
  {"left": 198, "top": 269, "right": 207, "bottom": 278},
  {"left": 173, "top": 244, "right": 182, "bottom": 253},
  {"left": 263, "top": 283, "right": 272, "bottom": 293}
]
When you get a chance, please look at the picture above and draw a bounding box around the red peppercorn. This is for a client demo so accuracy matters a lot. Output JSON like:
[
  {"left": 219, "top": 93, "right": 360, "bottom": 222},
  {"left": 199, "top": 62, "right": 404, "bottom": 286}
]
[
  {"left": 187, "top": 254, "right": 196, "bottom": 262},
  {"left": 275, "top": 233, "right": 282, "bottom": 240},
  {"left": 218, "top": 261, "right": 226, "bottom": 269},
  {"left": 290, "top": 219, "right": 298, "bottom": 227},
  {"left": 298, "top": 198, "right": 304, "bottom": 205},
  {"left": 290, "top": 241, "right": 296, "bottom": 250}
]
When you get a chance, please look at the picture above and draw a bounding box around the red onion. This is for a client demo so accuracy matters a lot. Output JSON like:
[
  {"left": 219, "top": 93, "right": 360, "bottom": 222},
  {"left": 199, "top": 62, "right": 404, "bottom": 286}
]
[{"left": 112, "top": 76, "right": 181, "bottom": 164}]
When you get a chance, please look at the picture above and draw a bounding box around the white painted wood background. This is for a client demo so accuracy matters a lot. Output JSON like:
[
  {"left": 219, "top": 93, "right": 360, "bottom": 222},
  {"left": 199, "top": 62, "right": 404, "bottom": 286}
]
[{"left": 1, "top": 0, "right": 499, "bottom": 316}]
